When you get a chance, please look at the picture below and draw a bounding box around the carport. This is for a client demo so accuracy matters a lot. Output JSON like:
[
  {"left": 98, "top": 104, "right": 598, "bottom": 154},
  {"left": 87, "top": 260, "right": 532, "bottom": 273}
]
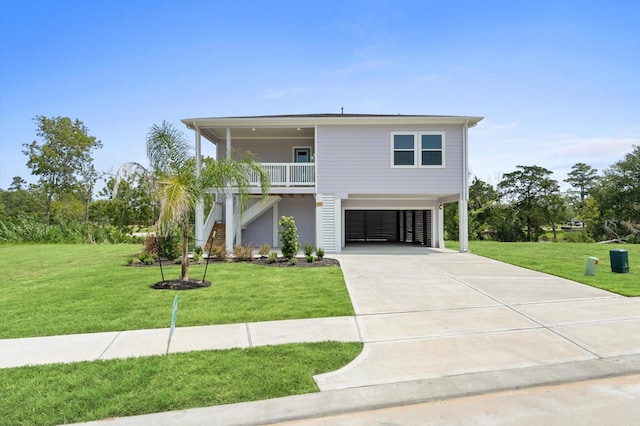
[{"left": 345, "top": 210, "right": 433, "bottom": 246}]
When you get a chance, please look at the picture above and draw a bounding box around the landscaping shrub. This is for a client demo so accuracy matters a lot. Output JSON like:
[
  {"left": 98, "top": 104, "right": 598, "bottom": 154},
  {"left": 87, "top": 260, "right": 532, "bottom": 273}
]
[
  {"left": 158, "top": 234, "right": 181, "bottom": 259},
  {"left": 303, "top": 241, "right": 314, "bottom": 257},
  {"left": 316, "top": 248, "right": 325, "bottom": 259},
  {"left": 305, "top": 254, "right": 314, "bottom": 263},
  {"left": 233, "top": 244, "right": 254, "bottom": 261},
  {"left": 144, "top": 236, "right": 160, "bottom": 255},
  {"left": 279, "top": 216, "right": 300, "bottom": 259},
  {"left": 258, "top": 243, "right": 271, "bottom": 257},
  {"left": 267, "top": 251, "right": 278, "bottom": 263},
  {"left": 209, "top": 245, "right": 227, "bottom": 261}
]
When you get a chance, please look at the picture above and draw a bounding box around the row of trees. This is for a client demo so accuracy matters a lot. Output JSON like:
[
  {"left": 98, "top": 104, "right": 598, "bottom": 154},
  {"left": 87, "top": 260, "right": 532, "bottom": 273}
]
[
  {"left": 1, "top": 123, "right": 154, "bottom": 231},
  {"left": 1, "top": 116, "right": 271, "bottom": 284},
  {"left": 446, "top": 146, "right": 640, "bottom": 243}
]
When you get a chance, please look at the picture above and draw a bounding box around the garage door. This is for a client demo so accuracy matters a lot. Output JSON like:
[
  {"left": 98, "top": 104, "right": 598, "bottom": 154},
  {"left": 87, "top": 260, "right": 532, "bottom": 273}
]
[
  {"left": 345, "top": 210, "right": 433, "bottom": 246},
  {"left": 346, "top": 210, "right": 398, "bottom": 242}
]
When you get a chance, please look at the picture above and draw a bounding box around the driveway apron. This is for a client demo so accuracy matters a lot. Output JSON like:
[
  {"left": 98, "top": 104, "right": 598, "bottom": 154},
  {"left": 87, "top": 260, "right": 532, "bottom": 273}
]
[{"left": 314, "top": 247, "right": 640, "bottom": 391}]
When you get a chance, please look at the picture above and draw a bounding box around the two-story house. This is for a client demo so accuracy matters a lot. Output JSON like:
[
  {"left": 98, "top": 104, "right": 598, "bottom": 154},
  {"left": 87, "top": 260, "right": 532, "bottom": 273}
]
[{"left": 181, "top": 114, "right": 483, "bottom": 253}]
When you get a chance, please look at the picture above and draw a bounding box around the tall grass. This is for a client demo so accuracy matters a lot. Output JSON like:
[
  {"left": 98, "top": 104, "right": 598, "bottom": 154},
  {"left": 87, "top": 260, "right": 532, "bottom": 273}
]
[{"left": 0, "top": 218, "right": 139, "bottom": 244}]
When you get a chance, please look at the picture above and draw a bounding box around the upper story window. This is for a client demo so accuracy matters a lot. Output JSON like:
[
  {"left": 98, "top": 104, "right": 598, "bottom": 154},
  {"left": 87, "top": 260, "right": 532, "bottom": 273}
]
[{"left": 391, "top": 132, "right": 445, "bottom": 168}]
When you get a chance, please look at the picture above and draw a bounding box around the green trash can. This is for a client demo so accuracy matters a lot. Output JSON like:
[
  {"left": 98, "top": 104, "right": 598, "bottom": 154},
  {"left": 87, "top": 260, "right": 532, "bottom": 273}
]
[{"left": 609, "top": 249, "right": 629, "bottom": 273}]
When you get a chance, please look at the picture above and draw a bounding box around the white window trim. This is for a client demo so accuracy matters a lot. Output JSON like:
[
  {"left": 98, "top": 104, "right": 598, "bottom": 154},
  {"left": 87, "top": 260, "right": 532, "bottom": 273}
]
[
  {"left": 418, "top": 132, "right": 445, "bottom": 168},
  {"left": 390, "top": 132, "right": 417, "bottom": 168},
  {"left": 390, "top": 131, "right": 445, "bottom": 168}
]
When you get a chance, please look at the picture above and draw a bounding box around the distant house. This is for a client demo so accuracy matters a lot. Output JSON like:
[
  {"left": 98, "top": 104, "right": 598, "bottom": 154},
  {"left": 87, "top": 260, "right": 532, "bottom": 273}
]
[{"left": 181, "top": 113, "right": 483, "bottom": 253}]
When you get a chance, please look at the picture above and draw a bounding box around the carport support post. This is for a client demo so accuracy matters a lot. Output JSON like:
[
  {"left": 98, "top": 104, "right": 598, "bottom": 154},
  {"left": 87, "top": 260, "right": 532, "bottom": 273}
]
[{"left": 459, "top": 197, "right": 469, "bottom": 252}]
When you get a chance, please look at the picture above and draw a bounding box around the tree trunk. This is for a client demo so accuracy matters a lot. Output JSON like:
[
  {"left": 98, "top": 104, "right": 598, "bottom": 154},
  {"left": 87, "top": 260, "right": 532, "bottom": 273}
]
[
  {"left": 45, "top": 194, "right": 53, "bottom": 226},
  {"left": 181, "top": 219, "right": 189, "bottom": 281}
]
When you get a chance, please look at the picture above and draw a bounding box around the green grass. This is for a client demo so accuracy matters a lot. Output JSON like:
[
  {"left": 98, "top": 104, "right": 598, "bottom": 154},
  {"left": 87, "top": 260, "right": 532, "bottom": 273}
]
[
  {"left": 0, "top": 244, "right": 354, "bottom": 339},
  {"left": 446, "top": 240, "right": 639, "bottom": 296},
  {"left": 0, "top": 342, "right": 363, "bottom": 426}
]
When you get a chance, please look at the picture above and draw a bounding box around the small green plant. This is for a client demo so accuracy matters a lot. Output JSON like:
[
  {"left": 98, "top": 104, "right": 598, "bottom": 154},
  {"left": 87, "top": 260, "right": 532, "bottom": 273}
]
[
  {"left": 192, "top": 246, "right": 203, "bottom": 263},
  {"left": 279, "top": 216, "right": 300, "bottom": 259},
  {"left": 143, "top": 256, "right": 154, "bottom": 265},
  {"left": 267, "top": 251, "right": 278, "bottom": 264},
  {"left": 305, "top": 254, "right": 314, "bottom": 263},
  {"left": 258, "top": 243, "right": 271, "bottom": 258},
  {"left": 316, "top": 248, "right": 325, "bottom": 259},
  {"left": 233, "top": 244, "right": 254, "bottom": 261},
  {"left": 173, "top": 258, "right": 182, "bottom": 265},
  {"left": 303, "top": 241, "right": 314, "bottom": 257},
  {"left": 288, "top": 257, "right": 298, "bottom": 266},
  {"left": 138, "top": 251, "right": 152, "bottom": 263},
  {"left": 126, "top": 257, "right": 135, "bottom": 265}
]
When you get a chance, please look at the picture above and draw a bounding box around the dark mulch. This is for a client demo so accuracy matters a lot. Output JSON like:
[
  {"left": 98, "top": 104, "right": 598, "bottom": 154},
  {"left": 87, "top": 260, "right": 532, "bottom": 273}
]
[
  {"left": 130, "top": 257, "right": 340, "bottom": 268},
  {"left": 150, "top": 280, "right": 212, "bottom": 290},
  {"left": 251, "top": 257, "right": 340, "bottom": 268}
]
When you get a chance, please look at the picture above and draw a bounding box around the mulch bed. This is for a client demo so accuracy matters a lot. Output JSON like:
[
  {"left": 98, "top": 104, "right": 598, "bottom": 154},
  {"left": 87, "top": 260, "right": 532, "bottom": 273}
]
[
  {"left": 130, "top": 257, "right": 340, "bottom": 268},
  {"left": 150, "top": 280, "right": 212, "bottom": 290}
]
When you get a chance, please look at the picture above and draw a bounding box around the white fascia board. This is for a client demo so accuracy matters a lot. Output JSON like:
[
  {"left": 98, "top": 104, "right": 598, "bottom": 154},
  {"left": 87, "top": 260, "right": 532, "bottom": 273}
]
[{"left": 182, "top": 115, "right": 484, "bottom": 129}]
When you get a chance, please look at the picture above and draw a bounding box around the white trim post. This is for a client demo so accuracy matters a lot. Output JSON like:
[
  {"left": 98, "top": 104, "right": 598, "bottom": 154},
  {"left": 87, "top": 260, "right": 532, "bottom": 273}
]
[
  {"left": 194, "top": 126, "right": 204, "bottom": 248},
  {"left": 459, "top": 121, "right": 470, "bottom": 252}
]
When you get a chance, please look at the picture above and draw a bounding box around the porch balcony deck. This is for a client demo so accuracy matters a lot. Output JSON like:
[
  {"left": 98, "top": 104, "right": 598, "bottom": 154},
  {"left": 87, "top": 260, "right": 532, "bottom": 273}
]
[{"left": 250, "top": 162, "right": 315, "bottom": 187}]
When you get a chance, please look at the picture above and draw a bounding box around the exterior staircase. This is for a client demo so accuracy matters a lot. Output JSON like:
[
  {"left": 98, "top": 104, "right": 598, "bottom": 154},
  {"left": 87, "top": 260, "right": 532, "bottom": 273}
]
[{"left": 205, "top": 222, "right": 226, "bottom": 252}]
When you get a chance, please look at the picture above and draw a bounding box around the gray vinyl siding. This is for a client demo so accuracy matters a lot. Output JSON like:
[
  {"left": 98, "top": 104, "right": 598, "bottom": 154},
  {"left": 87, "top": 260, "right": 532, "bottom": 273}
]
[
  {"left": 218, "top": 138, "right": 313, "bottom": 163},
  {"left": 242, "top": 207, "right": 273, "bottom": 247},
  {"left": 277, "top": 195, "right": 316, "bottom": 247},
  {"left": 316, "top": 125, "right": 464, "bottom": 195},
  {"left": 241, "top": 195, "right": 316, "bottom": 248}
]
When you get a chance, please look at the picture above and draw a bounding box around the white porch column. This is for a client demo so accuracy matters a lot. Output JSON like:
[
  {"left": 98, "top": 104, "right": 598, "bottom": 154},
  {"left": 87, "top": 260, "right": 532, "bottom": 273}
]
[
  {"left": 224, "top": 128, "right": 234, "bottom": 252},
  {"left": 194, "top": 126, "right": 205, "bottom": 248},
  {"left": 315, "top": 195, "right": 323, "bottom": 250},
  {"left": 272, "top": 202, "right": 279, "bottom": 247},
  {"left": 334, "top": 197, "right": 342, "bottom": 253},
  {"left": 459, "top": 196, "right": 469, "bottom": 252},
  {"left": 225, "top": 193, "right": 234, "bottom": 253},
  {"left": 459, "top": 120, "right": 470, "bottom": 253},
  {"left": 437, "top": 204, "right": 445, "bottom": 248}
]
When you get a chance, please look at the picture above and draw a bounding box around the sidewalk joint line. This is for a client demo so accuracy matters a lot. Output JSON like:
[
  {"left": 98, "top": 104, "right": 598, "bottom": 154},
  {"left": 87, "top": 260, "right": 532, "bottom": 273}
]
[
  {"left": 245, "top": 323, "right": 253, "bottom": 347},
  {"left": 98, "top": 332, "right": 121, "bottom": 360}
]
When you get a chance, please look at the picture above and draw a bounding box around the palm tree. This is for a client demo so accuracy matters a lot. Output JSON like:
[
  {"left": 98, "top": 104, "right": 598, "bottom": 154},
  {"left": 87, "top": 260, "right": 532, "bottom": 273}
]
[{"left": 146, "top": 120, "right": 270, "bottom": 282}]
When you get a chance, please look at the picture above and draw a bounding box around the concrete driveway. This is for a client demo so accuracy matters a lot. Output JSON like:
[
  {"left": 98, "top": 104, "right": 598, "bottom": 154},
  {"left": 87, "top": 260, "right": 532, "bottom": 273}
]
[{"left": 315, "top": 246, "right": 640, "bottom": 390}]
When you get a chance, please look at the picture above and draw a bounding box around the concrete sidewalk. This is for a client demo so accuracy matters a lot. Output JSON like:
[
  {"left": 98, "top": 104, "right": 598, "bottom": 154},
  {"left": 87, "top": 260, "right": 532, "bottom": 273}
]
[{"left": 0, "top": 316, "right": 359, "bottom": 369}]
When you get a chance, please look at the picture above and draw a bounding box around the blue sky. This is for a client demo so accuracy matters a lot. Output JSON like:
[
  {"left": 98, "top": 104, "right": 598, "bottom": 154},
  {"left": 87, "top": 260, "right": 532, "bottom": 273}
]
[{"left": 1, "top": 0, "right": 638, "bottom": 191}]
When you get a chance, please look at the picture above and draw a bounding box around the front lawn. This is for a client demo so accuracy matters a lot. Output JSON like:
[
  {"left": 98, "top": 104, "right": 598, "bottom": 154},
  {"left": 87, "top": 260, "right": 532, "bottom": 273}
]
[
  {"left": 447, "top": 241, "right": 639, "bottom": 296},
  {"left": 0, "top": 244, "right": 354, "bottom": 339},
  {"left": 0, "top": 341, "right": 363, "bottom": 426}
]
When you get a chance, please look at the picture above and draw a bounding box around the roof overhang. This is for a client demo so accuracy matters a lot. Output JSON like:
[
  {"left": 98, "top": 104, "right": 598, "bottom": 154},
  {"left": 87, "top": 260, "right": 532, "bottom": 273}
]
[{"left": 181, "top": 114, "right": 484, "bottom": 143}]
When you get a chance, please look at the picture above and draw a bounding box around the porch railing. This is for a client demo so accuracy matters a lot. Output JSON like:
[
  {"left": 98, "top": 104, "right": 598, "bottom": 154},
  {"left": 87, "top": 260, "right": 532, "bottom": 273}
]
[{"left": 250, "top": 163, "right": 315, "bottom": 187}]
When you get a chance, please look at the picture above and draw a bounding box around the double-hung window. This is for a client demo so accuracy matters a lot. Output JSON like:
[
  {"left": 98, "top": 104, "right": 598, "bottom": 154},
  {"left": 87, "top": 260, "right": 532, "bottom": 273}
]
[
  {"left": 391, "top": 132, "right": 445, "bottom": 167},
  {"left": 419, "top": 133, "right": 444, "bottom": 167}
]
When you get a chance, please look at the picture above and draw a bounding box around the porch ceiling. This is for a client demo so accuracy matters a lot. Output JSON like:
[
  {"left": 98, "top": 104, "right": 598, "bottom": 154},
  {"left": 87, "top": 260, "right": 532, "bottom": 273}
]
[{"left": 198, "top": 127, "right": 315, "bottom": 143}]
